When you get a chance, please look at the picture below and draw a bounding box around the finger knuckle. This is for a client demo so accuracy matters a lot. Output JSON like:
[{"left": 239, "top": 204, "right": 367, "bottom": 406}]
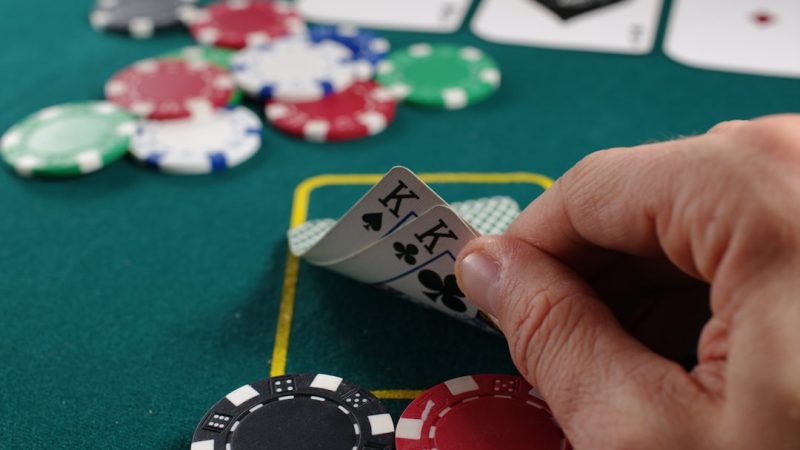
[
  {"left": 502, "top": 279, "right": 552, "bottom": 375},
  {"left": 557, "top": 150, "right": 618, "bottom": 223},
  {"left": 739, "top": 115, "right": 800, "bottom": 170},
  {"left": 563, "top": 148, "right": 623, "bottom": 192},
  {"left": 708, "top": 120, "right": 749, "bottom": 135},
  {"left": 693, "top": 117, "right": 800, "bottom": 267},
  {"left": 502, "top": 276, "right": 587, "bottom": 382}
]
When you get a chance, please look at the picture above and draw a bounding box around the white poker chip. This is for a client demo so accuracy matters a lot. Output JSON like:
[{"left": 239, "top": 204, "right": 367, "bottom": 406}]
[
  {"left": 131, "top": 106, "right": 262, "bottom": 175},
  {"left": 231, "top": 35, "right": 372, "bottom": 102}
]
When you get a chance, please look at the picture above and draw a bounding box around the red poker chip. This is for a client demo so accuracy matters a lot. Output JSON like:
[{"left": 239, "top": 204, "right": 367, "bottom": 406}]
[
  {"left": 265, "top": 81, "right": 396, "bottom": 143},
  {"left": 396, "top": 374, "right": 571, "bottom": 450},
  {"left": 185, "top": 0, "right": 305, "bottom": 49},
  {"left": 104, "top": 59, "right": 235, "bottom": 120}
]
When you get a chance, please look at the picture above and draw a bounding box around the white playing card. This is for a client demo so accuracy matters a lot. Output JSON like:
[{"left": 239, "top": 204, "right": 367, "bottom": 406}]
[
  {"left": 471, "top": 0, "right": 664, "bottom": 54},
  {"left": 322, "top": 205, "right": 496, "bottom": 330},
  {"left": 288, "top": 218, "right": 338, "bottom": 257},
  {"left": 288, "top": 196, "right": 521, "bottom": 257},
  {"left": 297, "top": 0, "right": 473, "bottom": 33},
  {"left": 664, "top": 0, "right": 800, "bottom": 78},
  {"left": 298, "top": 166, "right": 446, "bottom": 265}
]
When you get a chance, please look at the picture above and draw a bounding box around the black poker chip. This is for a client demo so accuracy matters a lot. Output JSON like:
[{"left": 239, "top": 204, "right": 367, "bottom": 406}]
[
  {"left": 89, "top": 0, "right": 198, "bottom": 39},
  {"left": 191, "top": 374, "right": 396, "bottom": 450}
]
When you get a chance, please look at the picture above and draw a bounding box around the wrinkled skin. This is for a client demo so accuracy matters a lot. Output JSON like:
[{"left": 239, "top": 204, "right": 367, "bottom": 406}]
[{"left": 456, "top": 115, "right": 800, "bottom": 450}]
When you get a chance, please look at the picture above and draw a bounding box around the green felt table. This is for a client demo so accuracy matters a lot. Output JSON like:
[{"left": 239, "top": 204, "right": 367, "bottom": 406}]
[{"left": 0, "top": 1, "right": 797, "bottom": 448}]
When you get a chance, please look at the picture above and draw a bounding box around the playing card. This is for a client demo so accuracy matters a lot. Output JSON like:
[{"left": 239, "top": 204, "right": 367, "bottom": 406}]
[
  {"left": 471, "top": 0, "right": 664, "bottom": 54},
  {"left": 298, "top": 166, "right": 446, "bottom": 265},
  {"left": 322, "top": 205, "right": 496, "bottom": 330},
  {"left": 288, "top": 196, "right": 521, "bottom": 257},
  {"left": 664, "top": 0, "right": 800, "bottom": 78},
  {"left": 297, "top": 0, "right": 473, "bottom": 33},
  {"left": 450, "top": 196, "right": 520, "bottom": 235},
  {"left": 287, "top": 167, "right": 524, "bottom": 331}
]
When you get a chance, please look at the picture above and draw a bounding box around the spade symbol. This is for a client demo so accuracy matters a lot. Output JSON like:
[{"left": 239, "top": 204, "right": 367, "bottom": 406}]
[
  {"left": 362, "top": 212, "right": 383, "bottom": 232},
  {"left": 534, "top": 0, "right": 627, "bottom": 21}
]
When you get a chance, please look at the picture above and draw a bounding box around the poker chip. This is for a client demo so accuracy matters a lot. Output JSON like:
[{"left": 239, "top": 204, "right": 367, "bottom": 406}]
[
  {"left": 89, "top": 0, "right": 198, "bottom": 39},
  {"left": 158, "top": 47, "right": 244, "bottom": 106},
  {"left": 184, "top": 0, "right": 305, "bottom": 49},
  {"left": 308, "top": 25, "right": 391, "bottom": 67},
  {"left": 105, "top": 58, "right": 236, "bottom": 120},
  {"left": 160, "top": 45, "right": 236, "bottom": 70},
  {"left": 191, "top": 373, "right": 395, "bottom": 450},
  {"left": 396, "top": 374, "right": 570, "bottom": 450},
  {"left": 266, "top": 82, "right": 396, "bottom": 142},
  {"left": 376, "top": 43, "right": 501, "bottom": 110},
  {"left": 130, "top": 106, "right": 262, "bottom": 175},
  {"left": 0, "top": 102, "right": 135, "bottom": 177},
  {"left": 231, "top": 35, "right": 371, "bottom": 102}
]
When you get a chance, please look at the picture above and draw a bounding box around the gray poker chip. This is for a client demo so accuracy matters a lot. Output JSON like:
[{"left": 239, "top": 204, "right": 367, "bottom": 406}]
[{"left": 89, "top": 0, "right": 198, "bottom": 39}]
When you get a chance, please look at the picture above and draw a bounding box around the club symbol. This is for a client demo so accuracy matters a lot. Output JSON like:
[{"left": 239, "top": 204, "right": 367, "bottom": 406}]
[
  {"left": 418, "top": 269, "right": 467, "bottom": 313},
  {"left": 362, "top": 212, "right": 383, "bottom": 232},
  {"left": 393, "top": 242, "right": 419, "bottom": 265}
]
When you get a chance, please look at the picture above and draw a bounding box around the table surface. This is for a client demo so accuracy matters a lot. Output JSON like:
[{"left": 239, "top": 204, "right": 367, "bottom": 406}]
[{"left": 1, "top": 0, "right": 797, "bottom": 448}]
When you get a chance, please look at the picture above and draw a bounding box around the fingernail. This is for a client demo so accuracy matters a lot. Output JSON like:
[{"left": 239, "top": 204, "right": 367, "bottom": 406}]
[{"left": 459, "top": 251, "right": 501, "bottom": 315}]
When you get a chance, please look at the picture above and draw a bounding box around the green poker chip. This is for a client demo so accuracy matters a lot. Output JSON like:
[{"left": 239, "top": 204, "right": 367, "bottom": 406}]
[
  {"left": 159, "top": 46, "right": 243, "bottom": 106},
  {"left": 376, "top": 43, "right": 501, "bottom": 110},
  {"left": 0, "top": 101, "right": 136, "bottom": 177}
]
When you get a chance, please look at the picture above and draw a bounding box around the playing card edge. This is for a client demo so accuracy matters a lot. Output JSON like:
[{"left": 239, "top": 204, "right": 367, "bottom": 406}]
[
  {"left": 662, "top": 0, "right": 800, "bottom": 79},
  {"left": 289, "top": 171, "right": 551, "bottom": 231},
  {"left": 300, "top": 166, "right": 447, "bottom": 263},
  {"left": 287, "top": 195, "right": 521, "bottom": 256},
  {"left": 471, "top": 19, "right": 655, "bottom": 55},
  {"left": 471, "top": 0, "right": 661, "bottom": 55},
  {"left": 296, "top": 0, "right": 468, "bottom": 34},
  {"left": 663, "top": 49, "right": 800, "bottom": 79},
  {"left": 289, "top": 166, "right": 406, "bottom": 253}
]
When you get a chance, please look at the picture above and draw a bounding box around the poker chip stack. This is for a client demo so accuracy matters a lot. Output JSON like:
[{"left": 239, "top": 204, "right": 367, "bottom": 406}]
[
  {"left": 103, "top": 55, "right": 263, "bottom": 174},
  {"left": 0, "top": 0, "right": 503, "bottom": 177},
  {"left": 179, "top": 0, "right": 402, "bottom": 143}
]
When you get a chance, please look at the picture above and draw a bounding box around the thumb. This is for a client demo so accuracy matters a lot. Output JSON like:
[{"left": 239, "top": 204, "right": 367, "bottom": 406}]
[{"left": 455, "top": 235, "right": 708, "bottom": 448}]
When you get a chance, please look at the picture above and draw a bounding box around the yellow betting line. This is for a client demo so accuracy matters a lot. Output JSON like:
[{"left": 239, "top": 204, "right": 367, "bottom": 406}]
[{"left": 371, "top": 390, "right": 425, "bottom": 400}]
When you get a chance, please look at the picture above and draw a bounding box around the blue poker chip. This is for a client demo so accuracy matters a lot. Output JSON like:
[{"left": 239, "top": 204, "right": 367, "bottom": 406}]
[
  {"left": 308, "top": 25, "right": 391, "bottom": 66},
  {"left": 231, "top": 34, "right": 372, "bottom": 102},
  {"left": 130, "top": 106, "right": 262, "bottom": 175}
]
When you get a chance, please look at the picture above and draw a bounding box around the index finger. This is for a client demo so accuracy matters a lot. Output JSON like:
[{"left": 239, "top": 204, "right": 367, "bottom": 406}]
[{"left": 508, "top": 136, "right": 707, "bottom": 281}]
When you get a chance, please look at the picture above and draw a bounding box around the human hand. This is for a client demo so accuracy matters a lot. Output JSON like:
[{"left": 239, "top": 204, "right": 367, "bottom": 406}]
[{"left": 456, "top": 115, "right": 800, "bottom": 449}]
